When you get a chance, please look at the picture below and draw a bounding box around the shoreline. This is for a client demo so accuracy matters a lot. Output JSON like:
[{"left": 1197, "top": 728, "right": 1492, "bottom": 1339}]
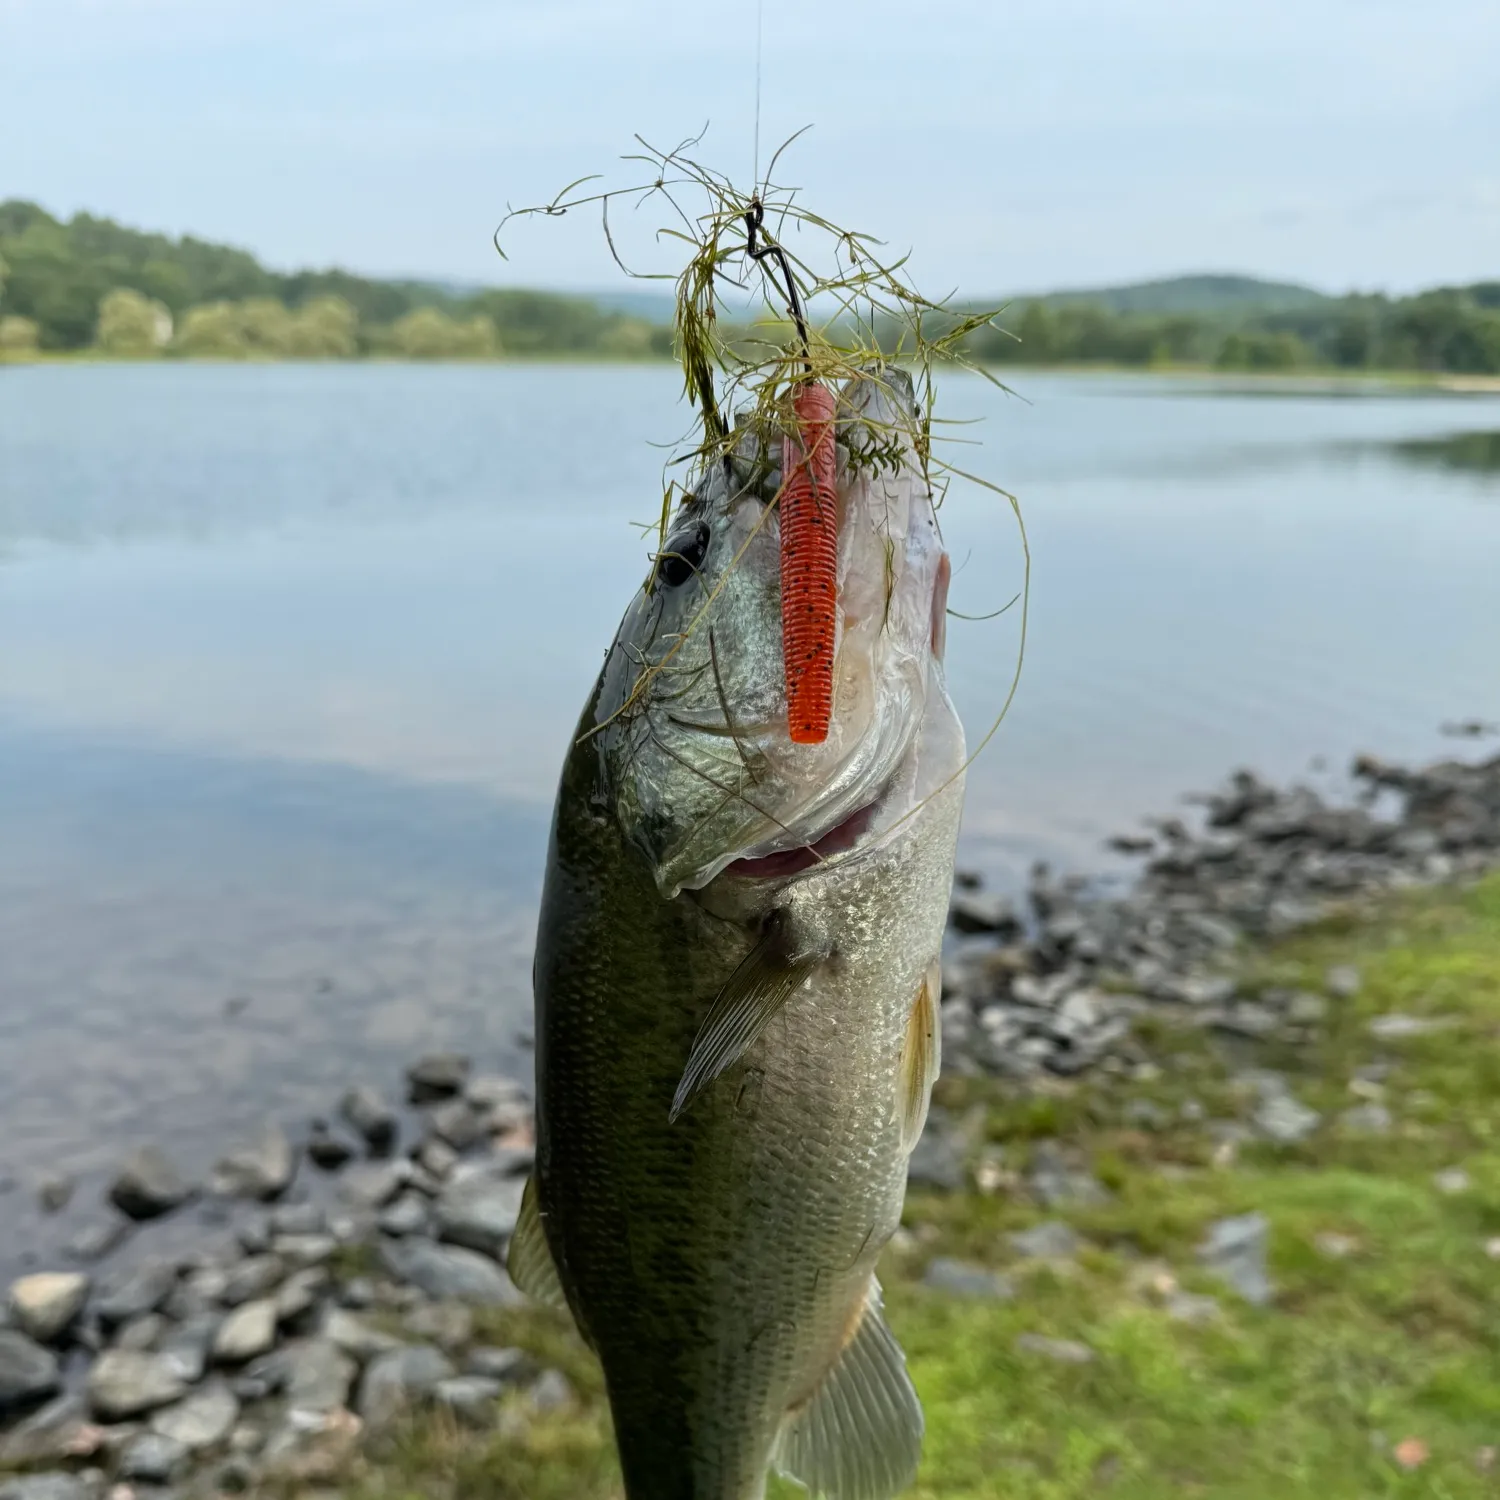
[
  {"left": 2, "top": 733, "right": 1498, "bottom": 1494},
  {"left": 4, "top": 351, "right": 1499, "bottom": 395}
]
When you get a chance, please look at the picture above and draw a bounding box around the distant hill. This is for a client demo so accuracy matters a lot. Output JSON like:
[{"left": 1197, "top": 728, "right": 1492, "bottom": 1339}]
[{"left": 1023, "top": 273, "right": 1332, "bottom": 316}]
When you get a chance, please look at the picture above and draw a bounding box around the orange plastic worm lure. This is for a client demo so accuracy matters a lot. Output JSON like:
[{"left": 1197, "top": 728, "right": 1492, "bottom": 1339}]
[{"left": 780, "top": 380, "right": 839, "bottom": 744}]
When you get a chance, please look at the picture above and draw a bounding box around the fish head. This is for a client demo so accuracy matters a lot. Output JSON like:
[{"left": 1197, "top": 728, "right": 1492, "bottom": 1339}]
[{"left": 589, "top": 365, "right": 963, "bottom": 898}]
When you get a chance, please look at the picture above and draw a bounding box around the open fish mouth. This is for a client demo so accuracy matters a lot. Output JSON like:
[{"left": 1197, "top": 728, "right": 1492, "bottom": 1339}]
[{"left": 721, "top": 797, "right": 884, "bottom": 880}]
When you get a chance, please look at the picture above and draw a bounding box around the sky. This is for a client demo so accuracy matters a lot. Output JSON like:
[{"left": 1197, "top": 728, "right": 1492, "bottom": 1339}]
[{"left": 2, "top": 0, "right": 1496, "bottom": 297}]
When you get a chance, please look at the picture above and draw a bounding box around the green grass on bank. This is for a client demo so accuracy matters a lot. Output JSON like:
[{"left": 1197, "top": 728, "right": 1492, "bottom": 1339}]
[{"left": 345, "top": 875, "right": 1500, "bottom": 1500}]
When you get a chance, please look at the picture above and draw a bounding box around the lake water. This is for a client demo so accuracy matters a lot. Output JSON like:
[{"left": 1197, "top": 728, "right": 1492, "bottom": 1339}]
[{"left": 1, "top": 363, "right": 1497, "bottom": 1263}]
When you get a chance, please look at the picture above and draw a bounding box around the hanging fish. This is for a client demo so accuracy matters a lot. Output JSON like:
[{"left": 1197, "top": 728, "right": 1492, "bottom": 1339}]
[{"left": 510, "top": 365, "right": 964, "bottom": 1500}]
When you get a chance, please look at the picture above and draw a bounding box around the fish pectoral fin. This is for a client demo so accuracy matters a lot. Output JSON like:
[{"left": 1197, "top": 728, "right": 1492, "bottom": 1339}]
[
  {"left": 506, "top": 1174, "right": 571, "bottom": 1315},
  {"left": 896, "top": 959, "right": 943, "bottom": 1155},
  {"left": 669, "top": 912, "right": 823, "bottom": 1123},
  {"left": 772, "top": 1278, "right": 924, "bottom": 1500}
]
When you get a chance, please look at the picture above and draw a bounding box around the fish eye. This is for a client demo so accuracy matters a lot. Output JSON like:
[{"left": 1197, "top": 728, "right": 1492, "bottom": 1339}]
[{"left": 656, "top": 521, "right": 711, "bottom": 588}]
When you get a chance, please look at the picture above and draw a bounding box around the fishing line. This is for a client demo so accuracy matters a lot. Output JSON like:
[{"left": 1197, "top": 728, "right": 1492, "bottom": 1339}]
[{"left": 753, "top": 0, "right": 764, "bottom": 191}]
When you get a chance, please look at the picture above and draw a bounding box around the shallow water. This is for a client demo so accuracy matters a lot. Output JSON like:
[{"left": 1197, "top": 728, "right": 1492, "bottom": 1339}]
[{"left": 1, "top": 363, "right": 1497, "bottom": 1260}]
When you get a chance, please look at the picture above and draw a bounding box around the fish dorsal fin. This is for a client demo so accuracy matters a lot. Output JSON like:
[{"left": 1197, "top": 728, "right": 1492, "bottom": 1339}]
[
  {"left": 896, "top": 960, "right": 943, "bottom": 1154},
  {"left": 669, "top": 913, "right": 823, "bottom": 1122},
  {"left": 506, "top": 1173, "right": 570, "bottom": 1313},
  {"left": 772, "top": 1279, "right": 924, "bottom": 1500}
]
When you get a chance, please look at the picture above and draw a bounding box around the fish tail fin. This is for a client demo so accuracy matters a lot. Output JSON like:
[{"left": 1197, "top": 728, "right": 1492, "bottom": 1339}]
[{"left": 771, "top": 1278, "right": 924, "bottom": 1500}]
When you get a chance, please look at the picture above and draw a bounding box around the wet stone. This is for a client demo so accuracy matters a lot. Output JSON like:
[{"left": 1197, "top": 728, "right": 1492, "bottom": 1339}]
[
  {"left": 307, "top": 1123, "right": 355, "bottom": 1172},
  {"left": 211, "top": 1124, "right": 297, "bottom": 1202},
  {"left": 272, "top": 1234, "right": 337, "bottom": 1269},
  {"left": 0, "top": 1477, "right": 101, "bottom": 1500},
  {"left": 113, "top": 1314, "right": 167, "bottom": 1352},
  {"left": 433, "top": 1169, "right": 526, "bottom": 1257},
  {"left": 358, "top": 1344, "right": 454, "bottom": 1426},
  {"left": 406, "top": 1054, "right": 471, "bottom": 1105},
  {"left": 36, "top": 1176, "right": 76, "bottom": 1215},
  {"left": 87, "top": 1350, "right": 188, "bottom": 1420},
  {"left": 339, "top": 1086, "right": 398, "bottom": 1153},
  {"left": 109, "top": 1148, "right": 193, "bottom": 1221},
  {"left": 158, "top": 1316, "right": 220, "bottom": 1385},
  {"left": 338, "top": 1162, "right": 406, "bottom": 1212},
  {"left": 66, "top": 1220, "right": 132, "bottom": 1265},
  {"left": 0, "top": 1330, "right": 62, "bottom": 1410},
  {"left": 275, "top": 1267, "right": 328, "bottom": 1325},
  {"left": 428, "top": 1101, "right": 486, "bottom": 1151},
  {"left": 378, "top": 1194, "right": 430, "bottom": 1238},
  {"left": 150, "top": 1383, "right": 240, "bottom": 1451},
  {"left": 9, "top": 1274, "right": 90, "bottom": 1345},
  {"left": 92, "top": 1261, "right": 179, "bottom": 1331},
  {"left": 270, "top": 1203, "right": 326, "bottom": 1237},
  {"left": 120, "top": 1430, "right": 188, "bottom": 1483},
  {"left": 222, "top": 1255, "right": 285, "bottom": 1307},
  {"left": 378, "top": 1239, "right": 523, "bottom": 1307},
  {"left": 213, "top": 1299, "right": 278, "bottom": 1364}
]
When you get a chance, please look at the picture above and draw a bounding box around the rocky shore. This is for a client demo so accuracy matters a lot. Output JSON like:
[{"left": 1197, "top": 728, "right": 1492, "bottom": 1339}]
[{"left": 1, "top": 741, "right": 1497, "bottom": 1500}]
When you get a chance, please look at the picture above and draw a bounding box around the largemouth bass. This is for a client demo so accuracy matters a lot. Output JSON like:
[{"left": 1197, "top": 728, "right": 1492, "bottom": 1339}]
[{"left": 509, "top": 367, "right": 966, "bottom": 1500}]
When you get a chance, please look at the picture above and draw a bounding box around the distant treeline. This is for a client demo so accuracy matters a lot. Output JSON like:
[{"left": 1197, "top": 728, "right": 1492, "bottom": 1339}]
[
  {"left": 960, "top": 290, "right": 1500, "bottom": 374},
  {"left": 0, "top": 200, "right": 672, "bottom": 359},
  {"left": 2, "top": 198, "right": 1498, "bottom": 374}
]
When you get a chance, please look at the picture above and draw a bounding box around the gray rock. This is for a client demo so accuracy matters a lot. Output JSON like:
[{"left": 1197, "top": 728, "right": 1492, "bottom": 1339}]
[
  {"left": 1253, "top": 1092, "right": 1321, "bottom": 1145},
  {"left": 271, "top": 1234, "right": 338, "bottom": 1269},
  {"left": 429, "top": 1101, "right": 486, "bottom": 1151},
  {"left": 1013, "top": 1333, "right": 1095, "bottom": 1365},
  {"left": 213, "top": 1299, "right": 278, "bottom": 1364},
  {"left": 1434, "top": 1166, "right": 1471, "bottom": 1195},
  {"left": 0, "top": 1476, "right": 100, "bottom": 1500},
  {"left": 336, "top": 1277, "right": 376, "bottom": 1311},
  {"left": 275, "top": 1267, "right": 328, "bottom": 1324},
  {"left": 65, "top": 1219, "right": 131, "bottom": 1264},
  {"left": 529, "top": 1368, "right": 574, "bottom": 1413},
  {"left": 1028, "top": 1145, "right": 1111, "bottom": 1209},
  {"left": 406, "top": 1053, "right": 471, "bottom": 1104},
  {"left": 0, "top": 1393, "right": 97, "bottom": 1467},
  {"left": 158, "top": 1315, "right": 220, "bottom": 1384},
  {"left": 1324, "top": 965, "right": 1362, "bottom": 999},
  {"left": 338, "top": 1161, "right": 406, "bottom": 1211},
  {"left": 379, "top": 1194, "right": 430, "bottom": 1237},
  {"left": 222, "top": 1254, "right": 286, "bottom": 1306},
  {"left": 921, "top": 1259, "right": 1014, "bottom": 1300},
  {"left": 465, "top": 1346, "right": 530, "bottom": 1383},
  {"left": 950, "top": 893, "right": 1024, "bottom": 938},
  {"left": 150, "top": 1382, "right": 240, "bottom": 1450},
  {"left": 1341, "top": 1103, "right": 1393, "bottom": 1136},
  {"left": 1007, "top": 1221, "right": 1083, "bottom": 1261},
  {"left": 1164, "top": 1290, "right": 1222, "bottom": 1326},
  {"left": 306, "top": 1123, "right": 355, "bottom": 1172},
  {"left": 378, "top": 1239, "right": 523, "bottom": 1307},
  {"left": 120, "top": 1430, "right": 189, "bottom": 1483},
  {"left": 109, "top": 1147, "right": 193, "bottom": 1221},
  {"left": 1368, "top": 1013, "right": 1448, "bottom": 1041},
  {"left": 434, "top": 1374, "right": 503, "bottom": 1427},
  {"left": 283, "top": 1339, "right": 356, "bottom": 1413},
  {"left": 270, "top": 1203, "right": 325, "bottom": 1237},
  {"left": 211, "top": 1124, "right": 297, "bottom": 1202},
  {"left": 237, "top": 1215, "right": 272, "bottom": 1256},
  {"left": 907, "top": 1117, "right": 965, "bottom": 1192},
  {"left": 87, "top": 1349, "right": 188, "bottom": 1419},
  {"left": 1199, "top": 1212, "right": 1273, "bottom": 1306},
  {"left": 340, "top": 1086, "right": 398, "bottom": 1152},
  {"left": 113, "top": 1313, "right": 167, "bottom": 1352},
  {"left": 465, "top": 1075, "right": 529, "bottom": 1112},
  {"left": 404, "top": 1300, "right": 474, "bottom": 1350},
  {"left": 36, "top": 1175, "right": 76, "bottom": 1214},
  {"left": 8, "top": 1273, "right": 90, "bottom": 1344},
  {"left": 417, "top": 1137, "right": 460, "bottom": 1180},
  {"left": 321, "top": 1308, "right": 403, "bottom": 1362},
  {"left": 433, "top": 1170, "right": 526, "bottom": 1257},
  {"left": 358, "top": 1344, "right": 454, "bottom": 1426},
  {"left": 0, "top": 1330, "right": 62, "bottom": 1410},
  {"left": 1285, "top": 991, "right": 1329, "bottom": 1025}
]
